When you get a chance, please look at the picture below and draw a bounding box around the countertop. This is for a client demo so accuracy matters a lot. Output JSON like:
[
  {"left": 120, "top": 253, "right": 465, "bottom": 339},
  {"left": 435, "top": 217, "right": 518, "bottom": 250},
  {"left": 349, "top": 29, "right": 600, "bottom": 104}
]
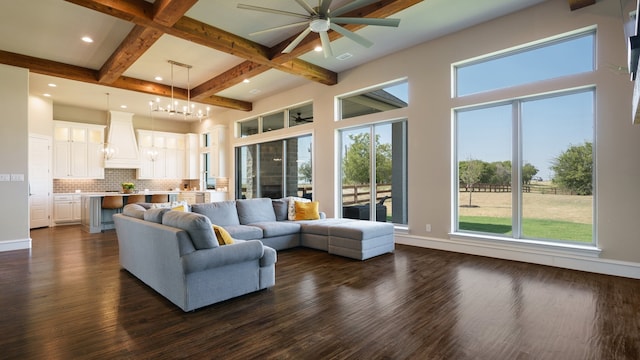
[{"left": 54, "top": 191, "right": 179, "bottom": 197}]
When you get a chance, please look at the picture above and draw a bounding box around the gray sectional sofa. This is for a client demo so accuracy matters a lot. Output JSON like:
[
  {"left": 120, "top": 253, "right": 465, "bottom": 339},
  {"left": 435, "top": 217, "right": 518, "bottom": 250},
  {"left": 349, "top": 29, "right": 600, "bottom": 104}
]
[{"left": 113, "top": 197, "right": 394, "bottom": 311}]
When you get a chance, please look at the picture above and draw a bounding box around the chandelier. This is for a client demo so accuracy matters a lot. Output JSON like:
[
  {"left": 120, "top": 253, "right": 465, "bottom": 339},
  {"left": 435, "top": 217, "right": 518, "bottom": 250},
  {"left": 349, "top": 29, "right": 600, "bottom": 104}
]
[{"left": 148, "top": 60, "right": 210, "bottom": 121}]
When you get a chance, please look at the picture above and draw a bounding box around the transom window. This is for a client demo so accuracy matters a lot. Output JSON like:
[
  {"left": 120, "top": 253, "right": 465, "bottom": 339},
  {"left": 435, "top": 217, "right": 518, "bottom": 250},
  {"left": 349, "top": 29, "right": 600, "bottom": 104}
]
[
  {"left": 338, "top": 80, "right": 408, "bottom": 120},
  {"left": 237, "top": 102, "right": 313, "bottom": 138}
]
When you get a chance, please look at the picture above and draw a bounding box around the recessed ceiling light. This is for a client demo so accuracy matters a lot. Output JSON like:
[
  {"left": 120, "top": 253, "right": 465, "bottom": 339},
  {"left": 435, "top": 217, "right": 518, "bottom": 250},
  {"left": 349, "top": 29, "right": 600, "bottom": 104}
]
[
  {"left": 154, "top": 76, "right": 163, "bottom": 81},
  {"left": 43, "top": 93, "right": 51, "bottom": 97},
  {"left": 314, "top": 45, "right": 323, "bottom": 52},
  {"left": 48, "top": 83, "right": 57, "bottom": 87},
  {"left": 81, "top": 36, "right": 94, "bottom": 43},
  {"left": 243, "top": 79, "right": 250, "bottom": 83},
  {"left": 120, "top": 105, "right": 127, "bottom": 109},
  {"left": 249, "top": 89, "right": 261, "bottom": 94}
]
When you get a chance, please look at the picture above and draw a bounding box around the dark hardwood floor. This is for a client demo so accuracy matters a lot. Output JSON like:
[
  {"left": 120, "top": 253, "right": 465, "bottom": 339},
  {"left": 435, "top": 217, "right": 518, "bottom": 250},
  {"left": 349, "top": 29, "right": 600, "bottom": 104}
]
[{"left": 1, "top": 225, "right": 639, "bottom": 359}]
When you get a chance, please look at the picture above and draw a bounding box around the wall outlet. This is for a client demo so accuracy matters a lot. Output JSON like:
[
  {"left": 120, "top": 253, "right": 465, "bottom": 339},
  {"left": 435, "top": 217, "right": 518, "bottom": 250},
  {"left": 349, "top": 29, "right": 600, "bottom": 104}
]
[{"left": 425, "top": 224, "right": 432, "bottom": 232}]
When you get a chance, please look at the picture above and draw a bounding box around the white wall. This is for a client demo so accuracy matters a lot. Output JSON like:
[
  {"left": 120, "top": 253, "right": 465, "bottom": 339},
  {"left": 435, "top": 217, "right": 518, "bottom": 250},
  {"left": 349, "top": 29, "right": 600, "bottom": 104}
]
[
  {"left": 204, "top": 0, "right": 640, "bottom": 273},
  {"left": 0, "top": 64, "right": 30, "bottom": 250}
]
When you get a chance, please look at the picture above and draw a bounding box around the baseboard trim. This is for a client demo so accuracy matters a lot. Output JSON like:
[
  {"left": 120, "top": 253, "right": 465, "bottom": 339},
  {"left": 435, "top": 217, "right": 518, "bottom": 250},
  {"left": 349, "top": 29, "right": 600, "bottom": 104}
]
[
  {"left": 0, "top": 238, "right": 32, "bottom": 252},
  {"left": 395, "top": 234, "right": 640, "bottom": 279}
]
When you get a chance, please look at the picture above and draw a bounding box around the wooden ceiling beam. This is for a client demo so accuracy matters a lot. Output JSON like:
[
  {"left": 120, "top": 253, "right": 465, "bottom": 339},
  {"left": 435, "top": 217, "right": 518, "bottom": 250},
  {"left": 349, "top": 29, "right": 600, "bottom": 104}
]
[
  {"left": 191, "top": 61, "right": 270, "bottom": 100},
  {"left": 65, "top": 0, "right": 337, "bottom": 86},
  {"left": 98, "top": 0, "right": 196, "bottom": 84},
  {"left": 568, "top": 0, "right": 596, "bottom": 11},
  {"left": 0, "top": 49, "right": 251, "bottom": 111}
]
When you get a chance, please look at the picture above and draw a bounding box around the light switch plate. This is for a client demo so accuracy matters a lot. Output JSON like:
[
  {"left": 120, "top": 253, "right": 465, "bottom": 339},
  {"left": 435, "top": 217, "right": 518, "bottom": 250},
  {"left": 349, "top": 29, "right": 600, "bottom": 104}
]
[
  {"left": 0, "top": 174, "right": 10, "bottom": 182},
  {"left": 10, "top": 173, "right": 24, "bottom": 182}
]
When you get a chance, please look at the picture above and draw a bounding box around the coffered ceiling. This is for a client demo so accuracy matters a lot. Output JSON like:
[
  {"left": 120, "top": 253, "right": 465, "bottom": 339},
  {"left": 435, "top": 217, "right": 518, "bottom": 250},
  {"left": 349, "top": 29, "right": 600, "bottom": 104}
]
[{"left": 0, "top": 0, "right": 593, "bottom": 121}]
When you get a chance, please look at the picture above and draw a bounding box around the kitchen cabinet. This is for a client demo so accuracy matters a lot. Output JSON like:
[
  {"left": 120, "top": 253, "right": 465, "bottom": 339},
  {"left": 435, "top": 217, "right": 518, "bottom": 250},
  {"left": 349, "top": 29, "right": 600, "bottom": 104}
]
[
  {"left": 185, "top": 133, "right": 199, "bottom": 179},
  {"left": 137, "top": 130, "right": 186, "bottom": 179},
  {"left": 54, "top": 194, "right": 81, "bottom": 224},
  {"left": 53, "top": 121, "right": 105, "bottom": 179},
  {"left": 208, "top": 125, "right": 226, "bottom": 178}
]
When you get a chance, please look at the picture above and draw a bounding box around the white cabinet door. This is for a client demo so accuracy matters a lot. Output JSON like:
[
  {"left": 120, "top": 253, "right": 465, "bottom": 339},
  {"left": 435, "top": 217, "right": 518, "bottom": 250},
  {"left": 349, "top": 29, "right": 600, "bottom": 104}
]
[
  {"left": 54, "top": 195, "right": 74, "bottom": 223},
  {"left": 53, "top": 121, "right": 105, "bottom": 179}
]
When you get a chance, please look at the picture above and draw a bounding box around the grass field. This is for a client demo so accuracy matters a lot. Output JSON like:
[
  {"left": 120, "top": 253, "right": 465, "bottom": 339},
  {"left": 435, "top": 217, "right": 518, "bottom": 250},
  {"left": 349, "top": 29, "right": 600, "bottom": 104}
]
[{"left": 458, "top": 191, "right": 593, "bottom": 242}]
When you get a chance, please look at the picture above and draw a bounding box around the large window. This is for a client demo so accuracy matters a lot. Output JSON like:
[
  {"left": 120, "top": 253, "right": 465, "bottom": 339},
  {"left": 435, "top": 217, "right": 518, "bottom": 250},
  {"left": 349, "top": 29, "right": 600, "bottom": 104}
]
[
  {"left": 455, "top": 90, "right": 594, "bottom": 244},
  {"left": 236, "top": 135, "right": 312, "bottom": 199},
  {"left": 453, "top": 28, "right": 595, "bottom": 246},
  {"left": 339, "top": 120, "right": 408, "bottom": 225}
]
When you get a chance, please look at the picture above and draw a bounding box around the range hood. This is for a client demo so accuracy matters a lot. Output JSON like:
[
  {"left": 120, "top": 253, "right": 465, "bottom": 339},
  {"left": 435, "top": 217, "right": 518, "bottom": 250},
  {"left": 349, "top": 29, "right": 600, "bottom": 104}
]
[{"left": 104, "top": 111, "right": 140, "bottom": 169}]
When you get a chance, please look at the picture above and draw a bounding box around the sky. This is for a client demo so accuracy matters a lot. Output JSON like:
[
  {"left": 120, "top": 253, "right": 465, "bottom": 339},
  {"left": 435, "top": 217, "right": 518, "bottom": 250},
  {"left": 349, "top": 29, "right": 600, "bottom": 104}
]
[{"left": 455, "top": 31, "right": 595, "bottom": 181}]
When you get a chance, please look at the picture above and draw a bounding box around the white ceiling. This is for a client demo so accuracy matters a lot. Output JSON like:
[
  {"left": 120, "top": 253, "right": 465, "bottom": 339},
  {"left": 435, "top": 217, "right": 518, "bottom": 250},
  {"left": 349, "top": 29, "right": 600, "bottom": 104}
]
[{"left": 0, "top": 0, "right": 547, "bottom": 121}]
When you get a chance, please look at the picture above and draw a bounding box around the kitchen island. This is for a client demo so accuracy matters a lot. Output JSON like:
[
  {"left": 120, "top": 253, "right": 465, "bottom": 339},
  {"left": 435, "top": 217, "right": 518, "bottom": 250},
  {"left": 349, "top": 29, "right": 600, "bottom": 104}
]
[{"left": 81, "top": 191, "right": 178, "bottom": 233}]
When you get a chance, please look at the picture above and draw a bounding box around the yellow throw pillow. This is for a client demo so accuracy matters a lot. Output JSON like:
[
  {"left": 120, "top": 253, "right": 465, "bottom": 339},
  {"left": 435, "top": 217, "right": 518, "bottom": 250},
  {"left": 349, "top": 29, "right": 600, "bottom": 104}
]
[
  {"left": 171, "top": 205, "right": 186, "bottom": 212},
  {"left": 212, "top": 224, "right": 234, "bottom": 245},
  {"left": 294, "top": 201, "right": 320, "bottom": 220}
]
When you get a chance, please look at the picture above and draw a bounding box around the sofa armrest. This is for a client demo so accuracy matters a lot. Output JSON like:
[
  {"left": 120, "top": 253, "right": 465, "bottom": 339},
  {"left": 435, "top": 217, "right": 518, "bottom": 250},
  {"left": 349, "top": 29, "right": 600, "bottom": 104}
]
[
  {"left": 181, "top": 240, "right": 265, "bottom": 273},
  {"left": 260, "top": 246, "right": 277, "bottom": 267}
]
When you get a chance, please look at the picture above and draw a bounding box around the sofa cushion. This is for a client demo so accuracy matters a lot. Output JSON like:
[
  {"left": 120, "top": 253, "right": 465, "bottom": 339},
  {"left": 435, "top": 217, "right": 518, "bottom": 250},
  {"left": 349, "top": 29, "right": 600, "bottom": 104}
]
[
  {"left": 294, "top": 201, "right": 320, "bottom": 220},
  {"left": 223, "top": 224, "right": 263, "bottom": 240},
  {"left": 272, "top": 199, "right": 289, "bottom": 221},
  {"left": 162, "top": 211, "right": 219, "bottom": 249},
  {"left": 213, "top": 224, "right": 234, "bottom": 245},
  {"left": 250, "top": 221, "right": 301, "bottom": 238},
  {"left": 236, "top": 198, "right": 277, "bottom": 224},
  {"left": 123, "top": 204, "right": 146, "bottom": 219},
  {"left": 191, "top": 201, "right": 240, "bottom": 226},
  {"left": 144, "top": 208, "right": 170, "bottom": 223}
]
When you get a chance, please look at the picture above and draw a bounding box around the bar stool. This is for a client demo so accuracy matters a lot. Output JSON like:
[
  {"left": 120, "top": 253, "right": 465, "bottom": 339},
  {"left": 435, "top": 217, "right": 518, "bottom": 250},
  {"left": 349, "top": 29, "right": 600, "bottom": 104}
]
[
  {"left": 150, "top": 194, "right": 169, "bottom": 203},
  {"left": 126, "top": 194, "right": 146, "bottom": 204},
  {"left": 102, "top": 195, "right": 124, "bottom": 210},
  {"left": 102, "top": 196, "right": 124, "bottom": 231}
]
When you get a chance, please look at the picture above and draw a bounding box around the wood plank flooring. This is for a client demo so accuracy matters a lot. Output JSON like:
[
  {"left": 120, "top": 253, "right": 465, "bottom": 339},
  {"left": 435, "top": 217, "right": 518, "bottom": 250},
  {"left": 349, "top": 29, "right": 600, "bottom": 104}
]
[{"left": 1, "top": 225, "right": 640, "bottom": 359}]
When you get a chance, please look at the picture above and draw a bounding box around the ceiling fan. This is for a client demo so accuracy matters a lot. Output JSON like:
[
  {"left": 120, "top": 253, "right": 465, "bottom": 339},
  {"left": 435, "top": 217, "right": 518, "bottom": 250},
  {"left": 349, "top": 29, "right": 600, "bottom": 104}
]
[
  {"left": 238, "top": 0, "right": 401, "bottom": 58},
  {"left": 291, "top": 112, "right": 313, "bottom": 123}
]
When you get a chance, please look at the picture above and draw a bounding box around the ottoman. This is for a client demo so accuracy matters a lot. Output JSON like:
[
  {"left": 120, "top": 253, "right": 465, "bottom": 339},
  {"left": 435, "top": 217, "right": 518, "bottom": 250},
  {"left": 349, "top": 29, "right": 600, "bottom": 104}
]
[{"left": 328, "top": 221, "right": 395, "bottom": 260}]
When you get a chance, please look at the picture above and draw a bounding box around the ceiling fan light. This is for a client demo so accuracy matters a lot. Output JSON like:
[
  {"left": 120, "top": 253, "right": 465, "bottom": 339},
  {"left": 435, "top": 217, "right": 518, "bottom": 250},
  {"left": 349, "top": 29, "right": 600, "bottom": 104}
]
[{"left": 309, "top": 18, "right": 330, "bottom": 33}]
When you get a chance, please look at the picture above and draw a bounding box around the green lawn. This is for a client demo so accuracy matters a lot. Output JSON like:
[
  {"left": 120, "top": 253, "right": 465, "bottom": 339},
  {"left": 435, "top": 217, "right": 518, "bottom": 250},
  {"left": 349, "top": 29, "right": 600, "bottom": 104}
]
[{"left": 459, "top": 216, "right": 592, "bottom": 243}]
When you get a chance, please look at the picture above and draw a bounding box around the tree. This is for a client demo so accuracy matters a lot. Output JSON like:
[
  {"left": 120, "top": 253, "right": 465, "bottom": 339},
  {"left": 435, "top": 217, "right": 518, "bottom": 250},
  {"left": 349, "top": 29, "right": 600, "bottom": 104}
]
[
  {"left": 299, "top": 161, "right": 312, "bottom": 183},
  {"left": 551, "top": 142, "right": 592, "bottom": 195},
  {"left": 522, "top": 163, "right": 539, "bottom": 185},
  {"left": 342, "top": 133, "right": 392, "bottom": 184},
  {"left": 459, "top": 159, "right": 483, "bottom": 207}
]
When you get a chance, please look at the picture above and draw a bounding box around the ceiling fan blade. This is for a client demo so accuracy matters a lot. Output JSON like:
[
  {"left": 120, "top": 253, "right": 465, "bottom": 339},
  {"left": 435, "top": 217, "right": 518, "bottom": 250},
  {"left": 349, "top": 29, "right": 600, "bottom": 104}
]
[
  {"left": 332, "top": 0, "right": 379, "bottom": 17},
  {"left": 329, "top": 23, "right": 373, "bottom": 48},
  {"left": 294, "top": 0, "right": 317, "bottom": 15},
  {"left": 319, "top": 0, "right": 333, "bottom": 16},
  {"left": 319, "top": 30, "right": 333, "bottom": 58},
  {"left": 283, "top": 27, "right": 312, "bottom": 53},
  {"left": 249, "top": 21, "right": 309, "bottom": 36},
  {"left": 237, "top": 4, "right": 309, "bottom": 19},
  {"left": 332, "top": 17, "right": 401, "bottom": 27}
]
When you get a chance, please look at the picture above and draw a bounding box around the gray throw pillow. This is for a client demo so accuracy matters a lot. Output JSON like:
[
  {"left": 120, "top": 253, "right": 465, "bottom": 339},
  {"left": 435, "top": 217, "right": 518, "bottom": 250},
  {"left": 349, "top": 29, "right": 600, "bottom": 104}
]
[
  {"left": 162, "top": 211, "right": 218, "bottom": 249},
  {"left": 143, "top": 208, "right": 170, "bottom": 224},
  {"left": 272, "top": 199, "right": 288, "bottom": 221},
  {"left": 123, "top": 204, "right": 146, "bottom": 219},
  {"left": 236, "top": 198, "right": 277, "bottom": 224},
  {"left": 191, "top": 201, "right": 240, "bottom": 226}
]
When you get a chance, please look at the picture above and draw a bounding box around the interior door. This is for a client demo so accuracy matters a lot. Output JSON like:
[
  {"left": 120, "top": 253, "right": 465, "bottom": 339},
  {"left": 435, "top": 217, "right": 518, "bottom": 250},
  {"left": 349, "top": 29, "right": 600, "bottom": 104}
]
[{"left": 29, "top": 135, "right": 52, "bottom": 229}]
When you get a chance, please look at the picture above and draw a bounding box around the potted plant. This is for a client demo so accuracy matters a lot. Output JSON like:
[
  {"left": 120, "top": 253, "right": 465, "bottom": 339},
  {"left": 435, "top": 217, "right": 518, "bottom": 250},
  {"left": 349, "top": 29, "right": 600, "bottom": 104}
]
[{"left": 122, "top": 182, "right": 135, "bottom": 194}]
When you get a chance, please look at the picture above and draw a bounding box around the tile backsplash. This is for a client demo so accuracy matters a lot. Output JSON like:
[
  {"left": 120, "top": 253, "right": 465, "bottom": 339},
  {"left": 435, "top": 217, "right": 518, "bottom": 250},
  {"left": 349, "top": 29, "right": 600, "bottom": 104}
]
[{"left": 53, "top": 169, "right": 199, "bottom": 193}]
